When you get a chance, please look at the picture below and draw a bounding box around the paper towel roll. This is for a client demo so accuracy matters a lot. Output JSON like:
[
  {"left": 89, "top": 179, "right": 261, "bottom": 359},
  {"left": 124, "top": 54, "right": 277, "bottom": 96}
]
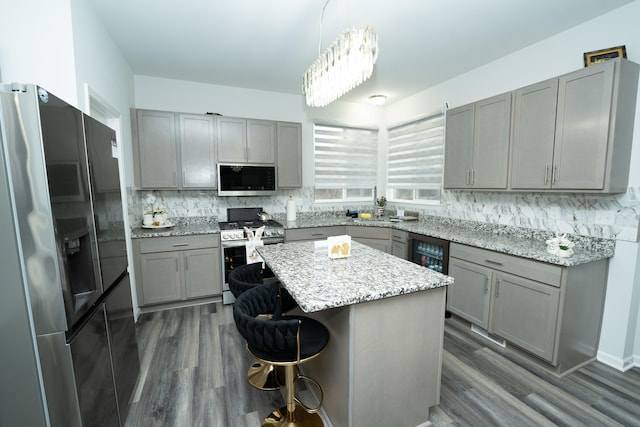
[{"left": 286, "top": 197, "right": 297, "bottom": 221}]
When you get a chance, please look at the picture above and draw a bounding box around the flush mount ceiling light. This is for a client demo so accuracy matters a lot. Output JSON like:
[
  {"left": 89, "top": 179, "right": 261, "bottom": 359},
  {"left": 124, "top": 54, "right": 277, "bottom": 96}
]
[
  {"left": 368, "top": 94, "right": 387, "bottom": 106},
  {"left": 302, "top": 1, "right": 379, "bottom": 107}
]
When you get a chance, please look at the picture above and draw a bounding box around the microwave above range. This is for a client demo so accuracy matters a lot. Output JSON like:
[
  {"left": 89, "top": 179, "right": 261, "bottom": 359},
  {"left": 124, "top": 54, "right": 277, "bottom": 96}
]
[{"left": 217, "top": 163, "right": 277, "bottom": 196}]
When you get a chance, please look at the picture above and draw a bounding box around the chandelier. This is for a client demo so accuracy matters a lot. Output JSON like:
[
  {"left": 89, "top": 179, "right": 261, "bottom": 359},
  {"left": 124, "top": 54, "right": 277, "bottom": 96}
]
[{"left": 302, "top": 25, "right": 379, "bottom": 107}]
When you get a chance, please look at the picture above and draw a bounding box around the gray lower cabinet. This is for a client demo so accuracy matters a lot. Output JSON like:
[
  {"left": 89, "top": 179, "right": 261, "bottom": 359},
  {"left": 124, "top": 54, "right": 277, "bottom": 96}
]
[
  {"left": 285, "top": 226, "right": 346, "bottom": 242},
  {"left": 133, "top": 234, "right": 221, "bottom": 306},
  {"left": 132, "top": 109, "right": 217, "bottom": 189},
  {"left": 391, "top": 229, "right": 408, "bottom": 259},
  {"left": 347, "top": 226, "right": 391, "bottom": 253},
  {"left": 276, "top": 121, "right": 302, "bottom": 188},
  {"left": 447, "top": 258, "right": 492, "bottom": 328},
  {"left": 490, "top": 272, "right": 559, "bottom": 361},
  {"left": 447, "top": 242, "right": 608, "bottom": 374}
]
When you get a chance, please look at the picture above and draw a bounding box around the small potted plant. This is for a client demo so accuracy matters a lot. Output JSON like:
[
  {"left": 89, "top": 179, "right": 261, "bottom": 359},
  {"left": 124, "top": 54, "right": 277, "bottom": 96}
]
[{"left": 376, "top": 195, "right": 387, "bottom": 217}]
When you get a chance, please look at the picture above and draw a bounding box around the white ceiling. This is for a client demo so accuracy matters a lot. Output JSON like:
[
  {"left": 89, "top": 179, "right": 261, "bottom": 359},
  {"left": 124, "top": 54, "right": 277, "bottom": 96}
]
[{"left": 88, "top": 0, "right": 633, "bottom": 105}]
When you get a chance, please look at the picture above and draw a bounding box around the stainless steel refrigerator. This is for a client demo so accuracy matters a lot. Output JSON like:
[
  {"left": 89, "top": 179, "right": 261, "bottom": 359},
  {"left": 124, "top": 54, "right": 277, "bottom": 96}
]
[{"left": 0, "top": 84, "right": 139, "bottom": 426}]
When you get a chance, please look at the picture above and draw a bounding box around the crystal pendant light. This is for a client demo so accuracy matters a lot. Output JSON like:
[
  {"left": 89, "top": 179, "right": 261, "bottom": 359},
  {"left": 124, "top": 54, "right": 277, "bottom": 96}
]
[{"left": 302, "top": 22, "right": 379, "bottom": 107}]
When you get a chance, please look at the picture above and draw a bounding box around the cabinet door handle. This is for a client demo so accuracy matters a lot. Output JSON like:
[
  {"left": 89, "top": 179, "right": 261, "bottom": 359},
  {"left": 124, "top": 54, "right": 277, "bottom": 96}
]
[
  {"left": 552, "top": 165, "right": 558, "bottom": 184},
  {"left": 471, "top": 169, "right": 475, "bottom": 185},
  {"left": 544, "top": 165, "right": 550, "bottom": 185},
  {"left": 311, "top": 233, "right": 324, "bottom": 237},
  {"left": 173, "top": 243, "right": 189, "bottom": 247},
  {"left": 185, "top": 258, "right": 188, "bottom": 271},
  {"left": 485, "top": 259, "right": 503, "bottom": 266},
  {"left": 484, "top": 277, "right": 489, "bottom": 294},
  {"left": 495, "top": 280, "right": 500, "bottom": 298}
]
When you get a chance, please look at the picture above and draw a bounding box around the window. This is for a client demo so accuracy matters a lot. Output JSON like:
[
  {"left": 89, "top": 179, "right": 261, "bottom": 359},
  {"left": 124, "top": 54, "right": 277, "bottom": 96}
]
[
  {"left": 386, "top": 113, "right": 444, "bottom": 204},
  {"left": 314, "top": 123, "right": 378, "bottom": 202}
]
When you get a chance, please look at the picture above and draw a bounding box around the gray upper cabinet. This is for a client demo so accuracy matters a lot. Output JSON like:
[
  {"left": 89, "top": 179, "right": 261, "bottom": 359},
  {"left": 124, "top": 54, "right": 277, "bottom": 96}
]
[
  {"left": 443, "top": 104, "right": 474, "bottom": 188},
  {"left": 133, "top": 109, "right": 217, "bottom": 189},
  {"left": 218, "top": 117, "right": 276, "bottom": 164},
  {"left": 444, "top": 93, "right": 511, "bottom": 189},
  {"left": 134, "top": 110, "right": 179, "bottom": 188},
  {"left": 552, "top": 58, "right": 638, "bottom": 192},
  {"left": 276, "top": 121, "right": 302, "bottom": 188},
  {"left": 217, "top": 117, "right": 246, "bottom": 162},
  {"left": 180, "top": 114, "right": 217, "bottom": 188},
  {"left": 447, "top": 58, "right": 639, "bottom": 194},
  {"left": 510, "top": 79, "right": 558, "bottom": 189}
]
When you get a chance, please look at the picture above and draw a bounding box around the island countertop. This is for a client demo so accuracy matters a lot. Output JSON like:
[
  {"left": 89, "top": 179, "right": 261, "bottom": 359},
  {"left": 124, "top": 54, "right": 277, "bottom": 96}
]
[{"left": 257, "top": 240, "right": 453, "bottom": 312}]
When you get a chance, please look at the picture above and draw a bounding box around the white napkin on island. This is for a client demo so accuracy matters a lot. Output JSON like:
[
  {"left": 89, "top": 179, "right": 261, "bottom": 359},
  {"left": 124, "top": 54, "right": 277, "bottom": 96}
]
[{"left": 245, "top": 226, "right": 265, "bottom": 266}]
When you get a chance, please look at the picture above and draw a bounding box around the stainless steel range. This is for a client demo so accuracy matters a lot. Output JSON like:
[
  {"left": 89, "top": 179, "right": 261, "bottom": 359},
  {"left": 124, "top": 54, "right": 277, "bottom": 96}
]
[{"left": 220, "top": 207, "right": 284, "bottom": 303}]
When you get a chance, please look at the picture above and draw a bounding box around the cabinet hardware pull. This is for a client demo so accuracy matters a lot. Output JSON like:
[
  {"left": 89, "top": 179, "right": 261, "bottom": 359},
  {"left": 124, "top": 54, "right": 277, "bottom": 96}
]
[
  {"left": 185, "top": 258, "right": 188, "bottom": 271},
  {"left": 484, "top": 277, "right": 488, "bottom": 294},
  {"left": 466, "top": 169, "right": 470, "bottom": 185},
  {"left": 471, "top": 169, "right": 475, "bottom": 185},
  {"left": 485, "top": 259, "right": 503, "bottom": 266},
  {"left": 173, "top": 243, "right": 189, "bottom": 247},
  {"left": 311, "top": 233, "right": 324, "bottom": 237},
  {"left": 552, "top": 165, "right": 558, "bottom": 184},
  {"left": 544, "top": 165, "right": 550, "bottom": 185},
  {"left": 495, "top": 280, "right": 500, "bottom": 297}
]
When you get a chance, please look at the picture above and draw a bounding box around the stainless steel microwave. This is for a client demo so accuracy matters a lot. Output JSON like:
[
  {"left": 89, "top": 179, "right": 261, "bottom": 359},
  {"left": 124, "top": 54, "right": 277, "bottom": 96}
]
[{"left": 217, "top": 163, "right": 277, "bottom": 196}]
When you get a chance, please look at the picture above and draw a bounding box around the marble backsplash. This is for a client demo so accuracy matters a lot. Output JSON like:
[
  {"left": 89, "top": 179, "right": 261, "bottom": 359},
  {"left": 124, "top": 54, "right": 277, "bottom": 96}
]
[{"left": 127, "top": 185, "right": 640, "bottom": 242}]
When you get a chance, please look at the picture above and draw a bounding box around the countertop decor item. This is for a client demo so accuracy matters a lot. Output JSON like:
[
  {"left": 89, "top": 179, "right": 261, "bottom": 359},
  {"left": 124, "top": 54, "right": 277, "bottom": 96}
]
[{"left": 545, "top": 232, "right": 575, "bottom": 257}]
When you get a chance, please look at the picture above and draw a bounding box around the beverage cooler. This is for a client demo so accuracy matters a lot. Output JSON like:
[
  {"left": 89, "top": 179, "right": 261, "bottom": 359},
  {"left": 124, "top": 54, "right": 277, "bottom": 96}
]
[
  {"left": 409, "top": 233, "right": 451, "bottom": 317},
  {"left": 408, "top": 233, "right": 449, "bottom": 274}
]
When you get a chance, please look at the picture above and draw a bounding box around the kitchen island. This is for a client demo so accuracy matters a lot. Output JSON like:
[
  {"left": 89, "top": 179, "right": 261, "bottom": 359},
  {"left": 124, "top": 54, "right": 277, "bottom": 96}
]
[{"left": 258, "top": 240, "right": 453, "bottom": 427}]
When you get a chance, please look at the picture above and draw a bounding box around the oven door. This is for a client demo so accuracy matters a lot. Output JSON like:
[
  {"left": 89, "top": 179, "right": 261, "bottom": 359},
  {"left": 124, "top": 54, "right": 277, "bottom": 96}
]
[{"left": 221, "top": 238, "right": 280, "bottom": 304}]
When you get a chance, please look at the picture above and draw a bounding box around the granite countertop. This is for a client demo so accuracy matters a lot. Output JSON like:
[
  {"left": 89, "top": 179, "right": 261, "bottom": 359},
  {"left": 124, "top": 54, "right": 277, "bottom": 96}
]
[
  {"left": 131, "top": 219, "right": 220, "bottom": 239},
  {"left": 257, "top": 240, "right": 453, "bottom": 312},
  {"left": 281, "top": 216, "right": 615, "bottom": 267},
  {"left": 129, "top": 214, "right": 615, "bottom": 267}
]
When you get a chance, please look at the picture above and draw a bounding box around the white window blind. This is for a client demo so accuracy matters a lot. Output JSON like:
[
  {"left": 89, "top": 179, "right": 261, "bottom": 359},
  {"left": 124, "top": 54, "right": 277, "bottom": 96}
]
[
  {"left": 314, "top": 123, "right": 378, "bottom": 201},
  {"left": 387, "top": 113, "right": 444, "bottom": 204}
]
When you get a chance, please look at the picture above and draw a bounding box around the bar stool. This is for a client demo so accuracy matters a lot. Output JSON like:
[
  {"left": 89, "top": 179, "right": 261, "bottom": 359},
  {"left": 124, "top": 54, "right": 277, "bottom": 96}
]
[
  {"left": 228, "top": 263, "right": 297, "bottom": 390},
  {"left": 233, "top": 283, "right": 329, "bottom": 427}
]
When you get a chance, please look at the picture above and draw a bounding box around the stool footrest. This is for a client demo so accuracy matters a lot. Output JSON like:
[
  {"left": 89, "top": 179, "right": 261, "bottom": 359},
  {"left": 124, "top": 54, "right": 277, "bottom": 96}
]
[
  {"left": 294, "top": 374, "right": 323, "bottom": 414},
  {"left": 261, "top": 404, "right": 324, "bottom": 427}
]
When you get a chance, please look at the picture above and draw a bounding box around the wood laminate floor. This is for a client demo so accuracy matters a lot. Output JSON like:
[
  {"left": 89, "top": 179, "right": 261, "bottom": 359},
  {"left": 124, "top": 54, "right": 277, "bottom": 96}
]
[{"left": 125, "top": 303, "right": 640, "bottom": 426}]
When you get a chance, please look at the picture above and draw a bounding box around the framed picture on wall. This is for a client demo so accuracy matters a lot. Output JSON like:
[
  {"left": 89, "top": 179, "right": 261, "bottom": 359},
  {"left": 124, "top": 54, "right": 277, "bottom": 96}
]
[{"left": 583, "top": 45, "right": 627, "bottom": 67}]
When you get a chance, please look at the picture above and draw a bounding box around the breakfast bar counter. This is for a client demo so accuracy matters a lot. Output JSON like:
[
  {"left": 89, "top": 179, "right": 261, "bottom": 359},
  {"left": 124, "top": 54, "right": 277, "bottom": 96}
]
[{"left": 258, "top": 241, "right": 452, "bottom": 427}]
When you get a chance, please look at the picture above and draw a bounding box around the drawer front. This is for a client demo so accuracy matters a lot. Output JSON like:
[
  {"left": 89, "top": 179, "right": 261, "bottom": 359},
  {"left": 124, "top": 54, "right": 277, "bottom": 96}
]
[
  {"left": 285, "top": 226, "right": 345, "bottom": 241},
  {"left": 138, "top": 234, "right": 219, "bottom": 253},
  {"left": 450, "top": 242, "right": 562, "bottom": 286},
  {"left": 391, "top": 229, "right": 408, "bottom": 242},
  {"left": 347, "top": 225, "right": 391, "bottom": 240}
]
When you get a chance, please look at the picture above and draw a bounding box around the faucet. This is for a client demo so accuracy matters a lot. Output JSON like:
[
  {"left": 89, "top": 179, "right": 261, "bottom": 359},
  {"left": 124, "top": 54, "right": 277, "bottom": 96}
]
[{"left": 373, "top": 185, "right": 377, "bottom": 209}]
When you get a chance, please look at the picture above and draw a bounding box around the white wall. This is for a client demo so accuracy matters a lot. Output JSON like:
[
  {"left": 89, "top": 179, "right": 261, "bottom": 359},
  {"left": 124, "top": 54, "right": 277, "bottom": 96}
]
[
  {"left": 387, "top": 0, "right": 640, "bottom": 370},
  {"left": 0, "top": 0, "right": 78, "bottom": 102}
]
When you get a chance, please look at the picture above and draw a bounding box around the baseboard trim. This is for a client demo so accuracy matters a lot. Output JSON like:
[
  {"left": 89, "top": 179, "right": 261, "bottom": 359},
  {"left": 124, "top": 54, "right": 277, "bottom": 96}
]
[
  {"left": 470, "top": 324, "right": 506, "bottom": 348},
  {"left": 596, "top": 350, "right": 637, "bottom": 371}
]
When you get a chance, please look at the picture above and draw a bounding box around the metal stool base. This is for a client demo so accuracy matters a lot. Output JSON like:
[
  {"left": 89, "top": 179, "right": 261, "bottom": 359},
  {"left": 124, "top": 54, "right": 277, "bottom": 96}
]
[
  {"left": 261, "top": 404, "right": 324, "bottom": 427},
  {"left": 248, "top": 361, "right": 284, "bottom": 391}
]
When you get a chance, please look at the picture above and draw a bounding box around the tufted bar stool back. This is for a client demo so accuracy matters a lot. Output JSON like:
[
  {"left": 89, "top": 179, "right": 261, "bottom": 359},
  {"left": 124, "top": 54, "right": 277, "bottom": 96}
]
[
  {"left": 228, "top": 262, "right": 298, "bottom": 390},
  {"left": 234, "top": 284, "right": 329, "bottom": 427}
]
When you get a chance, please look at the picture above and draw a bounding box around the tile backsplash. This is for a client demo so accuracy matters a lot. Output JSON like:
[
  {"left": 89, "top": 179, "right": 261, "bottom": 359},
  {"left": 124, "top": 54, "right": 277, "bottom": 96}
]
[{"left": 128, "top": 186, "right": 640, "bottom": 242}]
